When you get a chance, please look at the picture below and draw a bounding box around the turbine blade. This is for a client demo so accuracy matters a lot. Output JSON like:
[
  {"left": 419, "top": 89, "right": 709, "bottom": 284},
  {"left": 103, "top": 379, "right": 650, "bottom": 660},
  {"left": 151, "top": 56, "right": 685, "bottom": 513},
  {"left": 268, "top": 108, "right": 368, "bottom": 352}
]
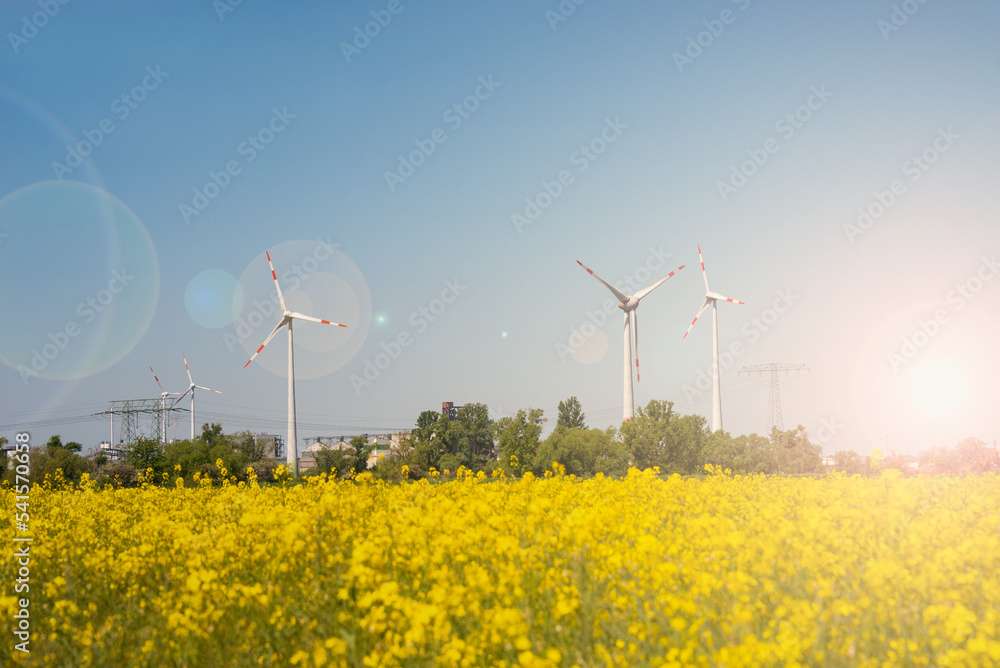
[
  {"left": 698, "top": 245, "right": 710, "bottom": 293},
  {"left": 711, "top": 293, "right": 745, "bottom": 305},
  {"left": 577, "top": 260, "right": 630, "bottom": 304},
  {"left": 170, "top": 386, "right": 193, "bottom": 408},
  {"left": 266, "top": 251, "right": 287, "bottom": 313},
  {"left": 683, "top": 299, "right": 711, "bottom": 339},
  {"left": 183, "top": 353, "right": 194, "bottom": 385},
  {"left": 194, "top": 385, "right": 224, "bottom": 394},
  {"left": 244, "top": 319, "right": 287, "bottom": 368},
  {"left": 632, "top": 309, "right": 639, "bottom": 383},
  {"left": 634, "top": 265, "right": 685, "bottom": 301},
  {"left": 150, "top": 367, "right": 165, "bottom": 392},
  {"left": 289, "top": 311, "right": 348, "bottom": 328}
]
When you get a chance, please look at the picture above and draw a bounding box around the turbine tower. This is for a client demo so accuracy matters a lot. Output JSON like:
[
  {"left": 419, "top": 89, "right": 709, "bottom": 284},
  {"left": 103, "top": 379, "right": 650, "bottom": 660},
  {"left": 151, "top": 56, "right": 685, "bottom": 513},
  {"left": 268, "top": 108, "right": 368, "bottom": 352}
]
[
  {"left": 576, "top": 259, "right": 685, "bottom": 423},
  {"left": 683, "top": 245, "right": 744, "bottom": 433},
  {"left": 244, "top": 251, "right": 348, "bottom": 476},
  {"left": 171, "top": 354, "right": 225, "bottom": 440},
  {"left": 150, "top": 366, "right": 182, "bottom": 443}
]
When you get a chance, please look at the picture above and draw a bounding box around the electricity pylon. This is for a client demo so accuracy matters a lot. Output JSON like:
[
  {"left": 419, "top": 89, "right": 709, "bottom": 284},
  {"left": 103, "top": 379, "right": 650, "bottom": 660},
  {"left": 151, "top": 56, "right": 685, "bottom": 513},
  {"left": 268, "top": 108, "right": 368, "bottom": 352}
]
[{"left": 738, "top": 363, "right": 810, "bottom": 434}]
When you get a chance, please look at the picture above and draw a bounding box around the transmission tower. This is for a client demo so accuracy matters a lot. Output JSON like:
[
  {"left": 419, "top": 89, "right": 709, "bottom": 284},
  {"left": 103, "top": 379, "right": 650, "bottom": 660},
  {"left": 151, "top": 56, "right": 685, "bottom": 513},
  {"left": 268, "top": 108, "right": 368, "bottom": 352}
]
[
  {"left": 738, "top": 363, "right": 810, "bottom": 434},
  {"left": 102, "top": 399, "right": 178, "bottom": 448}
]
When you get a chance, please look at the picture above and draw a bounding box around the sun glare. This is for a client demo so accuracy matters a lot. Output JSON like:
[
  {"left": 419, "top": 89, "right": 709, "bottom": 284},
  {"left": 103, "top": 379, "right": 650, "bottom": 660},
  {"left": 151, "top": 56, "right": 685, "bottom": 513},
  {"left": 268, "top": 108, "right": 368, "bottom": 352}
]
[{"left": 910, "top": 360, "right": 966, "bottom": 415}]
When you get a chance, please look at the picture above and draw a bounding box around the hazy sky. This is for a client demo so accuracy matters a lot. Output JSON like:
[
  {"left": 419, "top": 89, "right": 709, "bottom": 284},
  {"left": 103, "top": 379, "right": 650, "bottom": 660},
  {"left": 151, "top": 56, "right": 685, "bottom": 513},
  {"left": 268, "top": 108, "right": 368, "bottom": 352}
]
[{"left": 1, "top": 0, "right": 998, "bottom": 456}]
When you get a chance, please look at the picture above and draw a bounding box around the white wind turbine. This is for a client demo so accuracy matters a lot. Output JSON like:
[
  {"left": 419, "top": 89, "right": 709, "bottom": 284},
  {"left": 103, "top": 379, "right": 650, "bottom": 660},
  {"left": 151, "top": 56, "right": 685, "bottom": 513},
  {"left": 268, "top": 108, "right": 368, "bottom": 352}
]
[
  {"left": 243, "top": 250, "right": 347, "bottom": 475},
  {"left": 150, "top": 366, "right": 183, "bottom": 443},
  {"left": 577, "top": 259, "right": 685, "bottom": 422},
  {"left": 171, "top": 354, "right": 225, "bottom": 440},
  {"left": 682, "top": 245, "right": 744, "bottom": 433}
]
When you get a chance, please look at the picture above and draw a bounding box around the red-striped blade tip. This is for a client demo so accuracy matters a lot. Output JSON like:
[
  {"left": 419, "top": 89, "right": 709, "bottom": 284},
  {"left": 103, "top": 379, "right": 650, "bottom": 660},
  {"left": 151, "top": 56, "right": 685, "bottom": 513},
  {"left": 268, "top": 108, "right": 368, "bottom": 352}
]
[
  {"left": 266, "top": 251, "right": 271, "bottom": 261},
  {"left": 243, "top": 360, "right": 252, "bottom": 368},
  {"left": 338, "top": 323, "right": 347, "bottom": 328}
]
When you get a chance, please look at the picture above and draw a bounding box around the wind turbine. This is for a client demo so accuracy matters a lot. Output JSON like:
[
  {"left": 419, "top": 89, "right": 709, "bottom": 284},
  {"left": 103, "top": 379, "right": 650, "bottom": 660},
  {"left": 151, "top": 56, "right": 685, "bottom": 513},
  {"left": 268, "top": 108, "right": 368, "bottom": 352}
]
[
  {"left": 244, "top": 251, "right": 347, "bottom": 475},
  {"left": 150, "top": 366, "right": 183, "bottom": 443},
  {"left": 682, "top": 245, "right": 744, "bottom": 433},
  {"left": 171, "top": 354, "right": 225, "bottom": 440},
  {"left": 576, "top": 259, "right": 685, "bottom": 422}
]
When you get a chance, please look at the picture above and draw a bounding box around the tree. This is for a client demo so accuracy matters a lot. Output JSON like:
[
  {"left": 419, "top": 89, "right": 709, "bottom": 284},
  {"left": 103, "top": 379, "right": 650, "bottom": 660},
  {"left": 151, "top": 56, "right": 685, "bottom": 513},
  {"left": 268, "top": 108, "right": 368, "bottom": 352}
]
[
  {"left": 409, "top": 404, "right": 495, "bottom": 472},
  {"left": 201, "top": 422, "right": 224, "bottom": 447},
  {"left": 45, "top": 434, "right": 82, "bottom": 453},
  {"left": 316, "top": 448, "right": 353, "bottom": 477},
  {"left": 493, "top": 408, "right": 545, "bottom": 476},
  {"left": 619, "top": 400, "right": 708, "bottom": 473},
  {"left": 127, "top": 436, "right": 166, "bottom": 474},
  {"left": 832, "top": 450, "right": 866, "bottom": 475},
  {"left": 230, "top": 430, "right": 268, "bottom": 462},
  {"left": 413, "top": 411, "right": 440, "bottom": 443},
  {"left": 703, "top": 431, "right": 778, "bottom": 475},
  {"left": 349, "top": 435, "right": 371, "bottom": 473},
  {"left": 557, "top": 397, "right": 586, "bottom": 430},
  {"left": 919, "top": 437, "right": 999, "bottom": 474},
  {"left": 771, "top": 426, "right": 823, "bottom": 475},
  {"left": 451, "top": 403, "right": 494, "bottom": 469},
  {"left": 534, "top": 425, "right": 613, "bottom": 476}
]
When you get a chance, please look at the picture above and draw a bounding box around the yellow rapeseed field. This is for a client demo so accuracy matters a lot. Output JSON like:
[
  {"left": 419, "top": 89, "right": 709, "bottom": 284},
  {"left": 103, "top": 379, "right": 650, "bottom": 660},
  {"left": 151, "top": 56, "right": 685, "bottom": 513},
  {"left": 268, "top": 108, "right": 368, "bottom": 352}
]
[{"left": 2, "top": 466, "right": 1000, "bottom": 667}]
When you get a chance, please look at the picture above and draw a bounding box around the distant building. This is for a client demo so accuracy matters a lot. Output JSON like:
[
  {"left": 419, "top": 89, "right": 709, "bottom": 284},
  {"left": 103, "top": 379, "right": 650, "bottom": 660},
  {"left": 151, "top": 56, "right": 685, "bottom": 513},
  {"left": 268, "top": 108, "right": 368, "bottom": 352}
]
[
  {"left": 99, "top": 441, "right": 127, "bottom": 463},
  {"left": 253, "top": 434, "right": 284, "bottom": 460}
]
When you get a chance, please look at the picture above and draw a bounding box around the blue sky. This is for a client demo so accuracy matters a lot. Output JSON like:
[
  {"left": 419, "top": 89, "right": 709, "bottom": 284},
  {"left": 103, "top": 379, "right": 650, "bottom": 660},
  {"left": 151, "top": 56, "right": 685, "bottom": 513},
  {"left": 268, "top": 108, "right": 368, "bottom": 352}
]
[{"left": 1, "top": 0, "right": 998, "bottom": 456}]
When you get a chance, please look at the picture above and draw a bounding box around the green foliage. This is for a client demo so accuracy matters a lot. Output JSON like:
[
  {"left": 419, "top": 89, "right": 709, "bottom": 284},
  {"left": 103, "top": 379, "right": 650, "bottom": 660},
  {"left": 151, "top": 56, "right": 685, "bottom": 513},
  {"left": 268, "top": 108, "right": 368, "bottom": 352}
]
[
  {"left": 315, "top": 448, "right": 352, "bottom": 477},
  {"left": 163, "top": 438, "right": 211, "bottom": 478},
  {"left": 230, "top": 430, "right": 268, "bottom": 462},
  {"left": 413, "top": 411, "right": 439, "bottom": 443},
  {"left": 770, "top": 425, "right": 823, "bottom": 475},
  {"left": 832, "top": 450, "right": 867, "bottom": 475},
  {"left": 43, "top": 434, "right": 82, "bottom": 453},
  {"left": 250, "top": 461, "right": 276, "bottom": 484},
  {"left": 201, "top": 422, "right": 224, "bottom": 447},
  {"left": 349, "top": 436, "right": 371, "bottom": 474},
  {"left": 703, "top": 432, "right": 778, "bottom": 475},
  {"left": 39, "top": 445, "right": 92, "bottom": 484},
  {"left": 408, "top": 403, "right": 495, "bottom": 472},
  {"left": 494, "top": 408, "right": 545, "bottom": 476},
  {"left": 619, "top": 401, "right": 708, "bottom": 473},
  {"left": 372, "top": 453, "right": 406, "bottom": 482},
  {"left": 533, "top": 426, "right": 606, "bottom": 476},
  {"left": 126, "top": 437, "right": 166, "bottom": 474},
  {"left": 3, "top": 445, "right": 92, "bottom": 486},
  {"left": 94, "top": 462, "right": 139, "bottom": 488},
  {"left": 556, "top": 397, "right": 587, "bottom": 430}
]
